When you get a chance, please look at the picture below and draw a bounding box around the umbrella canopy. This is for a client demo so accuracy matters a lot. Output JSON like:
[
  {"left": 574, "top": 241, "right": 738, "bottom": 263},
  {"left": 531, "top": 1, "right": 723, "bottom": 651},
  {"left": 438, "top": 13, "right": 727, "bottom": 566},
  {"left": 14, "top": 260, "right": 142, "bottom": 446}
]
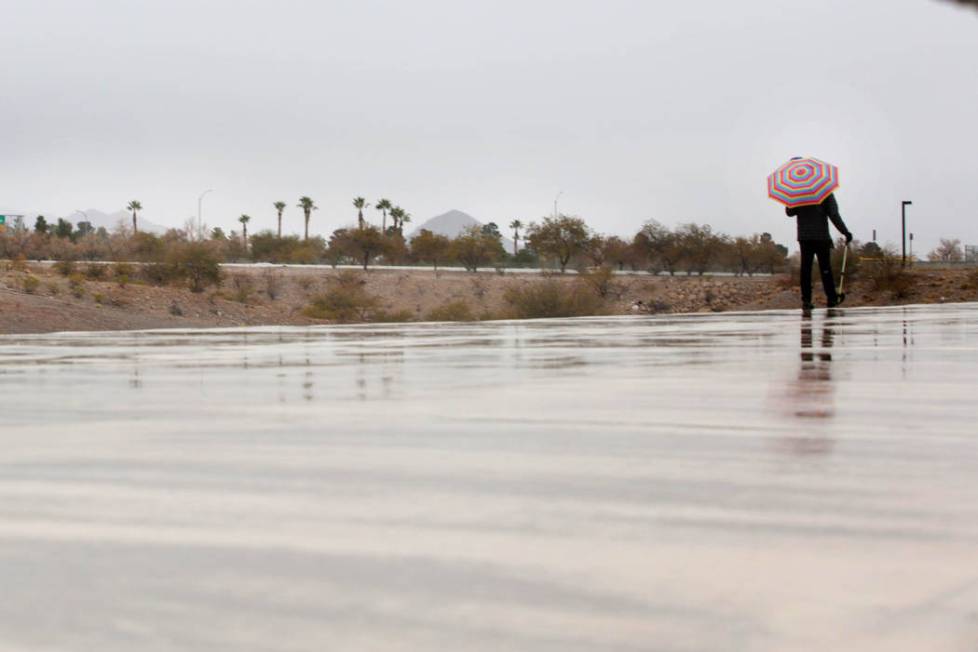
[{"left": 768, "top": 157, "right": 839, "bottom": 208}]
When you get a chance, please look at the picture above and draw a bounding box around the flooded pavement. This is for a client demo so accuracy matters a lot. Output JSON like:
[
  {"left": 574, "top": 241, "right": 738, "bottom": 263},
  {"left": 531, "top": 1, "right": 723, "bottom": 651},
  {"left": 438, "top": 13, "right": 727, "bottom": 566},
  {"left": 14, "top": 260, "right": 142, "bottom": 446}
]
[{"left": 0, "top": 304, "right": 976, "bottom": 652}]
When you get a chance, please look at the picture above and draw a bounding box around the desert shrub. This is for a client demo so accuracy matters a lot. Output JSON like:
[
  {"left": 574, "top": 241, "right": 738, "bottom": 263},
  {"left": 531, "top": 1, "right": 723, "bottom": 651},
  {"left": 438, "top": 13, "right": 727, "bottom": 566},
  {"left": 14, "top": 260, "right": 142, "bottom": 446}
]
[
  {"left": 865, "top": 251, "right": 914, "bottom": 299},
  {"left": 289, "top": 245, "right": 323, "bottom": 265},
  {"left": 963, "top": 269, "right": 978, "bottom": 292},
  {"left": 11, "top": 255, "right": 28, "bottom": 272},
  {"left": 68, "top": 273, "right": 86, "bottom": 298},
  {"left": 21, "top": 275, "right": 40, "bottom": 294},
  {"left": 426, "top": 300, "right": 477, "bottom": 322},
  {"left": 46, "top": 282, "right": 60, "bottom": 296},
  {"left": 578, "top": 266, "right": 623, "bottom": 298},
  {"left": 263, "top": 271, "right": 283, "bottom": 300},
  {"left": 84, "top": 263, "right": 107, "bottom": 280},
  {"left": 93, "top": 292, "right": 104, "bottom": 304},
  {"left": 777, "top": 262, "right": 800, "bottom": 289},
  {"left": 53, "top": 259, "right": 76, "bottom": 276},
  {"left": 112, "top": 262, "right": 134, "bottom": 279},
  {"left": 295, "top": 275, "right": 316, "bottom": 292},
  {"left": 141, "top": 262, "right": 177, "bottom": 286},
  {"left": 167, "top": 242, "right": 224, "bottom": 292},
  {"left": 303, "top": 272, "right": 377, "bottom": 322},
  {"left": 228, "top": 273, "right": 255, "bottom": 303},
  {"left": 502, "top": 279, "right": 606, "bottom": 319},
  {"left": 169, "top": 301, "right": 183, "bottom": 316}
]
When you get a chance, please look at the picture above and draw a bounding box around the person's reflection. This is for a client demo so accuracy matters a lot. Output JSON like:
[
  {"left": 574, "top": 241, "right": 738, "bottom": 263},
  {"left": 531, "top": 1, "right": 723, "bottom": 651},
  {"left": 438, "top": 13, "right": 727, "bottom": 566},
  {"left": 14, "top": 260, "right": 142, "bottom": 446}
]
[{"left": 782, "top": 314, "right": 837, "bottom": 455}]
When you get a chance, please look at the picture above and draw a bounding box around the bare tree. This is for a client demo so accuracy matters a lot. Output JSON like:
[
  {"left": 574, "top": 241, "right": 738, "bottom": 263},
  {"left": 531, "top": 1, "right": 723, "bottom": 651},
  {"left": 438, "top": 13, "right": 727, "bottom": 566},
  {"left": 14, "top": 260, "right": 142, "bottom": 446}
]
[{"left": 927, "top": 238, "right": 964, "bottom": 262}]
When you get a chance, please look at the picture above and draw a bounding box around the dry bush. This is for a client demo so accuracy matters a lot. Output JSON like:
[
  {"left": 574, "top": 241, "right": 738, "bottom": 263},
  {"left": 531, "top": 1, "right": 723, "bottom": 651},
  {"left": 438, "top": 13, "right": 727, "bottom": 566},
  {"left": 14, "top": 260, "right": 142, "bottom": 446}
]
[
  {"left": 865, "top": 252, "right": 915, "bottom": 299},
  {"left": 963, "top": 269, "right": 978, "bottom": 292},
  {"left": 579, "top": 266, "right": 624, "bottom": 298},
  {"left": 295, "top": 275, "right": 316, "bottom": 292},
  {"left": 303, "top": 272, "right": 377, "bottom": 322},
  {"left": 53, "top": 260, "right": 76, "bottom": 276},
  {"left": 68, "top": 273, "right": 86, "bottom": 298},
  {"left": 112, "top": 262, "right": 134, "bottom": 286},
  {"left": 426, "top": 300, "right": 477, "bottom": 322},
  {"left": 777, "top": 258, "right": 800, "bottom": 289},
  {"left": 84, "top": 263, "right": 107, "bottom": 280},
  {"left": 11, "top": 255, "right": 28, "bottom": 272},
  {"left": 93, "top": 292, "right": 104, "bottom": 304},
  {"left": 502, "top": 279, "right": 606, "bottom": 319},
  {"left": 262, "top": 271, "right": 283, "bottom": 300},
  {"left": 141, "top": 262, "right": 177, "bottom": 286},
  {"left": 469, "top": 277, "right": 488, "bottom": 299},
  {"left": 228, "top": 273, "right": 255, "bottom": 303},
  {"left": 46, "top": 281, "right": 60, "bottom": 296},
  {"left": 22, "top": 275, "right": 40, "bottom": 294}
]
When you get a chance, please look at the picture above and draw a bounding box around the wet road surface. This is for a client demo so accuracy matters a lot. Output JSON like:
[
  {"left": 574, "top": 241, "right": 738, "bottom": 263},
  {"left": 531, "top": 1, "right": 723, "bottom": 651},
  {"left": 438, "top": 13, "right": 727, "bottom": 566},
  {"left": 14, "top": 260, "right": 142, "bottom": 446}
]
[{"left": 1, "top": 304, "right": 976, "bottom": 651}]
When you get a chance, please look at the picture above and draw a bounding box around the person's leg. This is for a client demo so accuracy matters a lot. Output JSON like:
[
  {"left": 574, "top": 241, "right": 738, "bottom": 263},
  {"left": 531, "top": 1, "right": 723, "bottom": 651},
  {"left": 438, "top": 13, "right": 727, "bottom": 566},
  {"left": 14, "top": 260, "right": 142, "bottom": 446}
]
[
  {"left": 799, "top": 241, "right": 815, "bottom": 308},
  {"left": 815, "top": 241, "right": 838, "bottom": 306}
]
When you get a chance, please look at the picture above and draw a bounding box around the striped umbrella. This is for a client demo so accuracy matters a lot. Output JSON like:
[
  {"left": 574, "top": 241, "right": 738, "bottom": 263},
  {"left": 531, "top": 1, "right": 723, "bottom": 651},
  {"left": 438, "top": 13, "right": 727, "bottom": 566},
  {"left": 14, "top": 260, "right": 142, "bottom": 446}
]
[{"left": 767, "top": 157, "right": 840, "bottom": 208}]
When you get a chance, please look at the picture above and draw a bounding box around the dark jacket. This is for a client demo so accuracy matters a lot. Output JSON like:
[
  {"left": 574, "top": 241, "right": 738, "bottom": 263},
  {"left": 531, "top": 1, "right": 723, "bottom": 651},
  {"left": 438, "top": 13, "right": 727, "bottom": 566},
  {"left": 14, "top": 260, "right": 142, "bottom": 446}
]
[{"left": 786, "top": 194, "right": 851, "bottom": 242}]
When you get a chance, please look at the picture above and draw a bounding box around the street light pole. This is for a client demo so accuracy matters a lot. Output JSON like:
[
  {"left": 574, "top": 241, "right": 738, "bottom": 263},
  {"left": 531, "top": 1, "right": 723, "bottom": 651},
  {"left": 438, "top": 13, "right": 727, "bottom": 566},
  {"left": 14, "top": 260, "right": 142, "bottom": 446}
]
[
  {"left": 198, "top": 189, "right": 214, "bottom": 240},
  {"left": 553, "top": 191, "right": 563, "bottom": 219},
  {"left": 901, "top": 200, "right": 913, "bottom": 266}
]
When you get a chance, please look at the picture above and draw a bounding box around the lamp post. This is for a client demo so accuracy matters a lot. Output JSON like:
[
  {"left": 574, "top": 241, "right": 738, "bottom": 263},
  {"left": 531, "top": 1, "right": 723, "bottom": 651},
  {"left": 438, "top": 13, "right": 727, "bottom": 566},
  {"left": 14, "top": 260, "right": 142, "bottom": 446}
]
[
  {"left": 198, "top": 189, "right": 214, "bottom": 240},
  {"left": 553, "top": 191, "right": 563, "bottom": 219},
  {"left": 901, "top": 200, "right": 912, "bottom": 267}
]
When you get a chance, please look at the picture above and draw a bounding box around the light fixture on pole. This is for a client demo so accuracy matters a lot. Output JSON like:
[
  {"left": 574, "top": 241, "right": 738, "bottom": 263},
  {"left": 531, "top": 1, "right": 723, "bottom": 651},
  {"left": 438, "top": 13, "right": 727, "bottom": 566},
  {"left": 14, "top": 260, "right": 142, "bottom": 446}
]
[
  {"left": 553, "top": 191, "right": 563, "bottom": 219},
  {"left": 198, "top": 189, "right": 214, "bottom": 239}
]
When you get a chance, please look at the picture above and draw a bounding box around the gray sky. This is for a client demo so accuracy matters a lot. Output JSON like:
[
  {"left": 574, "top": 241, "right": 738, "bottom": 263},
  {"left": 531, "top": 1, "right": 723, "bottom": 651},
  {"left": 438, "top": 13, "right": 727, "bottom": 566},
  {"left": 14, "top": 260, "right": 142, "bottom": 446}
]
[{"left": 2, "top": 0, "right": 976, "bottom": 253}]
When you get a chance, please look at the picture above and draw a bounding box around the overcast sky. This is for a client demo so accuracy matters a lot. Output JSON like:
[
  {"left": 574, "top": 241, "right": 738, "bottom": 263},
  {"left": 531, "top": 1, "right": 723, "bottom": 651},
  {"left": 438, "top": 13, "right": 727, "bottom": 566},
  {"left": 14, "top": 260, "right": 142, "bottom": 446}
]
[{"left": 2, "top": 0, "right": 976, "bottom": 252}]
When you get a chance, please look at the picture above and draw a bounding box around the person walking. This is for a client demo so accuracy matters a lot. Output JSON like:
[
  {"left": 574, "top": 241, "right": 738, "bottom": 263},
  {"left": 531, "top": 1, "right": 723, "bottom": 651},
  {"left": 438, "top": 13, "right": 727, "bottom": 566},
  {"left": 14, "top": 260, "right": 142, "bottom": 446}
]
[{"left": 786, "top": 193, "right": 853, "bottom": 310}]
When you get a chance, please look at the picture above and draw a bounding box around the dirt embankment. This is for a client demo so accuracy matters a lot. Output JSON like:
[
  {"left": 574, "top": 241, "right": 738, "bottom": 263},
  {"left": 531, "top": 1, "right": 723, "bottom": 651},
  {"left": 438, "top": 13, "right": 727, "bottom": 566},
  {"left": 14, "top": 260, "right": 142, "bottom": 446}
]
[{"left": 1, "top": 263, "right": 976, "bottom": 335}]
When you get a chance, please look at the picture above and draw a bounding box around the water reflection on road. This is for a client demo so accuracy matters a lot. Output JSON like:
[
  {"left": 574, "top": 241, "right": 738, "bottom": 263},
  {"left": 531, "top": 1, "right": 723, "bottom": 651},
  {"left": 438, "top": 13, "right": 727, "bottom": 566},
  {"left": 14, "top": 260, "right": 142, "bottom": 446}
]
[{"left": 1, "top": 304, "right": 977, "bottom": 651}]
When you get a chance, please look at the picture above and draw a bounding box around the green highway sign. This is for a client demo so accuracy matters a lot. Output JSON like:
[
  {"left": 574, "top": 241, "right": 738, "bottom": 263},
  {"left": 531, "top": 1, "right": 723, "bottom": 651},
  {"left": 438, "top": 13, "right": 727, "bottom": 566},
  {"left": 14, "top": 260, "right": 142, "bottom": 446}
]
[{"left": 0, "top": 215, "right": 6, "bottom": 225}]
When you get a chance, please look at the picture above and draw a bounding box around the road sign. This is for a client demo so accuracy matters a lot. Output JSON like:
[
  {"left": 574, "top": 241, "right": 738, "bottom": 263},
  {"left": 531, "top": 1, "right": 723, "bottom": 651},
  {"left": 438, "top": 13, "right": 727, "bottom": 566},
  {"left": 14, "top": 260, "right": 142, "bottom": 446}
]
[{"left": 0, "top": 215, "right": 6, "bottom": 225}]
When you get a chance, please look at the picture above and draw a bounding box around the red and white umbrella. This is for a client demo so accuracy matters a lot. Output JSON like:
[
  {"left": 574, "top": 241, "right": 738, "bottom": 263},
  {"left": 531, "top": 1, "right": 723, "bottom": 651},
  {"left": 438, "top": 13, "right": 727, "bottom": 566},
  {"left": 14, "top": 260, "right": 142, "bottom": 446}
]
[{"left": 767, "top": 157, "right": 839, "bottom": 208}]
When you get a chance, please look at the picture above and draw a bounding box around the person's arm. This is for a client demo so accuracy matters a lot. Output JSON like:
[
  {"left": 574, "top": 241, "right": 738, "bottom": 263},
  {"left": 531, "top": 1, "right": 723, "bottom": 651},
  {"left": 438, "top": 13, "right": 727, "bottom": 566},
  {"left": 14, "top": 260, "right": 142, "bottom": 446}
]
[{"left": 825, "top": 195, "right": 853, "bottom": 242}]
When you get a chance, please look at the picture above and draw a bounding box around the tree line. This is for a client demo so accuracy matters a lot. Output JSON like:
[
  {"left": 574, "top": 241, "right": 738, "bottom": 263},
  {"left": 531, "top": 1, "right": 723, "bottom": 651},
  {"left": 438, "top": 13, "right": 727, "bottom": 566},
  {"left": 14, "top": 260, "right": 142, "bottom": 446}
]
[{"left": 1, "top": 200, "right": 797, "bottom": 276}]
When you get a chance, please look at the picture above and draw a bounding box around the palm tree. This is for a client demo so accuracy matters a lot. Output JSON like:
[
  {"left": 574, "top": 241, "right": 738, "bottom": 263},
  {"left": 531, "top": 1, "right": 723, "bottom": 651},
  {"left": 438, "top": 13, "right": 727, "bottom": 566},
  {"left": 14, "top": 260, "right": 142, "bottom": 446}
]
[
  {"left": 399, "top": 211, "right": 412, "bottom": 236},
  {"left": 297, "top": 196, "right": 317, "bottom": 241},
  {"left": 273, "top": 201, "right": 286, "bottom": 238},
  {"left": 239, "top": 214, "right": 251, "bottom": 249},
  {"left": 509, "top": 219, "right": 523, "bottom": 256},
  {"left": 389, "top": 206, "right": 404, "bottom": 234},
  {"left": 353, "top": 197, "right": 370, "bottom": 229},
  {"left": 127, "top": 200, "right": 142, "bottom": 234},
  {"left": 376, "top": 198, "right": 392, "bottom": 234}
]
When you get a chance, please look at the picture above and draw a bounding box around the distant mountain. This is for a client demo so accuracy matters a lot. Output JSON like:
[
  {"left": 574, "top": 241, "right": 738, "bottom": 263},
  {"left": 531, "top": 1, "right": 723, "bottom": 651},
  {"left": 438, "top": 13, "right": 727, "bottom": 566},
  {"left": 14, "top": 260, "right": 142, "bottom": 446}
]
[
  {"left": 72, "top": 208, "right": 169, "bottom": 234},
  {"left": 0, "top": 208, "right": 168, "bottom": 234},
  {"left": 409, "top": 209, "right": 517, "bottom": 252}
]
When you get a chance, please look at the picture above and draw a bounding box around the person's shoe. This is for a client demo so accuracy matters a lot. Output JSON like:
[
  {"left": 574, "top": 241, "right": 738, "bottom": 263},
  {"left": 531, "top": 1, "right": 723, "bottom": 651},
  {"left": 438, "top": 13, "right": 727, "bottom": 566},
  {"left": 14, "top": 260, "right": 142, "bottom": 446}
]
[{"left": 802, "top": 302, "right": 815, "bottom": 311}]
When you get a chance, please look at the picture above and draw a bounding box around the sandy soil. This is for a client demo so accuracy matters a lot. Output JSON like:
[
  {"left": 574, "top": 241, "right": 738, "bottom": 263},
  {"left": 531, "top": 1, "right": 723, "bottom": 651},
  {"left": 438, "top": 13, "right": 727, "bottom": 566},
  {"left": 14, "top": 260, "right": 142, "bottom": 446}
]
[{"left": 1, "top": 262, "right": 976, "bottom": 334}]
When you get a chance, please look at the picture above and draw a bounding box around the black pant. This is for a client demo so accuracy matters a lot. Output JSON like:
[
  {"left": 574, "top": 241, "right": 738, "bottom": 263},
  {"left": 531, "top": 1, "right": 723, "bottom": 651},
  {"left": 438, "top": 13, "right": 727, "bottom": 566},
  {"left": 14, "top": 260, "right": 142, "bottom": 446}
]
[{"left": 799, "top": 240, "right": 837, "bottom": 306}]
